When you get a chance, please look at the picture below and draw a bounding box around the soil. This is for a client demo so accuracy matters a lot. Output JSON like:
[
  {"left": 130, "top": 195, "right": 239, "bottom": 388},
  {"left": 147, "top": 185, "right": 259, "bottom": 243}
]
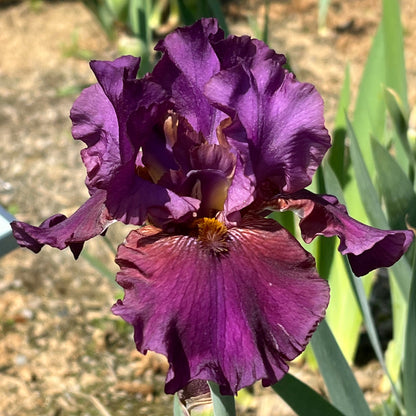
[{"left": 0, "top": 0, "right": 415, "bottom": 415}]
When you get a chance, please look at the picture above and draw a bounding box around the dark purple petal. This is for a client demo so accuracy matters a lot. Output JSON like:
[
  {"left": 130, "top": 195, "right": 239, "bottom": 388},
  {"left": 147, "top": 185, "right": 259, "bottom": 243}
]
[
  {"left": 189, "top": 143, "right": 235, "bottom": 176},
  {"left": 105, "top": 160, "right": 200, "bottom": 226},
  {"left": 141, "top": 131, "right": 179, "bottom": 183},
  {"left": 71, "top": 83, "right": 120, "bottom": 191},
  {"left": 178, "top": 143, "right": 237, "bottom": 217},
  {"left": 222, "top": 154, "right": 256, "bottom": 220},
  {"left": 90, "top": 55, "right": 141, "bottom": 99},
  {"left": 204, "top": 37, "right": 331, "bottom": 193},
  {"left": 112, "top": 216, "right": 329, "bottom": 394},
  {"left": 71, "top": 56, "right": 167, "bottom": 190},
  {"left": 152, "top": 18, "right": 227, "bottom": 141},
  {"left": 220, "top": 119, "right": 256, "bottom": 217},
  {"left": 88, "top": 56, "right": 142, "bottom": 162},
  {"left": 87, "top": 56, "right": 168, "bottom": 163},
  {"left": 71, "top": 55, "right": 175, "bottom": 225},
  {"left": 276, "top": 190, "right": 414, "bottom": 276},
  {"left": 212, "top": 35, "right": 286, "bottom": 73},
  {"left": 11, "top": 189, "right": 112, "bottom": 258}
]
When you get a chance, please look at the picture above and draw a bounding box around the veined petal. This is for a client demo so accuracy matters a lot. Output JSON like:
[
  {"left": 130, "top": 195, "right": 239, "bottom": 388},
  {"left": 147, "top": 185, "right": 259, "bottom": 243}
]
[
  {"left": 212, "top": 35, "right": 286, "bottom": 74},
  {"left": 11, "top": 189, "right": 112, "bottom": 258},
  {"left": 276, "top": 190, "right": 414, "bottom": 276},
  {"left": 112, "top": 216, "right": 329, "bottom": 394}
]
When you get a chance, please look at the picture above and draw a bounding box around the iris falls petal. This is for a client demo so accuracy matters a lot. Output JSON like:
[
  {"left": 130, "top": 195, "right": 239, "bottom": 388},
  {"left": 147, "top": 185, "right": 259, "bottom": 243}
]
[
  {"left": 11, "top": 189, "right": 112, "bottom": 258},
  {"left": 275, "top": 190, "right": 414, "bottom": 276},
  {"left": 112, "top": 216, "right": 329, "bottom": 395}
]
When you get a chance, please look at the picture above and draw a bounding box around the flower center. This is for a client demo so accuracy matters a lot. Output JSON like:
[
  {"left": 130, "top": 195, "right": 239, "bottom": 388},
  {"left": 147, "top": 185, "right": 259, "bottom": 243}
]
[{"left": 193, "top": 217, "right": 228, "bottom": 254}]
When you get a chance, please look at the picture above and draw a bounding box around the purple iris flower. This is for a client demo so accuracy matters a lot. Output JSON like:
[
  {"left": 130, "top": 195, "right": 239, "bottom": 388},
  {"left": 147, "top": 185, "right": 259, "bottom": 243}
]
[{"left": 12, "top": 18, "right": 413, "bottom": 395}]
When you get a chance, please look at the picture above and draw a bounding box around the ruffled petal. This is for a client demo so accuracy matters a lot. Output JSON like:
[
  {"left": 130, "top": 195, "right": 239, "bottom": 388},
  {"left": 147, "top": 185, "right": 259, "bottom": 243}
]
[
  {"left": 112, "top": 216, "right": 329, "bottom": 394},
  {"left": 71, "top": 56, "right": 167, "bottom": 191},
  {"left": 71, "top": 83, "right": 121, "bottom": 191},
  {"left": 90, "top": 55, "right": 141, "bottom": 100},
  {"left": 275, "top": 190, "right": 414, "bottom": 276},
  {"left": 11, "top": 189, "right": 112, "bottom": 258},
  {"left": 152, "top": 18, "right": 227, "bottom": 141},
  {"left": 88, "top": 56, "right": 168, "bottom": 162},
  {"left": 204, "top": 37, "right": 331, "bottom": 193},
  {"left": 212, "top": 35, "right": 286, "bottom": 73},
  {"left": 88, "top": 56, "right": 142, "bottom": 163}
]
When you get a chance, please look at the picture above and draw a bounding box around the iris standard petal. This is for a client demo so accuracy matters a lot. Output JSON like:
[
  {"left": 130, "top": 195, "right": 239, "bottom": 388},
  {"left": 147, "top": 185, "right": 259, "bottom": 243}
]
[
  {"left": 11, "top": 189, "right": 112, "bottom": 258},
  {"left": 212, "top": 35, "right": 286, "bottom": 74},
  {"left": 205, "top": 37, "right": 331, "bottom": 193},
  {"left": 152, "top": 18, "right": 227, "bottom": 141},
  {"left": 112, "top": 216, "right": 329, "bottom": 394},
  {"left": 275, "top": 190, "right": 414, "bottom": 276}
]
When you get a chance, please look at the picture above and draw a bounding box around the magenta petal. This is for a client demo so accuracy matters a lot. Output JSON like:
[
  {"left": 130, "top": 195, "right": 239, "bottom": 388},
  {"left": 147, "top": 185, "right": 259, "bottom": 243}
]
[
  {"left": 11, "top": 189, "right": 112, "bottom": 258},
  {"left": 112, "top": 217, "right": 329, "bottom": 394},
  {"left": 280, "top": 190, "right": 414, "bottom": 276}
]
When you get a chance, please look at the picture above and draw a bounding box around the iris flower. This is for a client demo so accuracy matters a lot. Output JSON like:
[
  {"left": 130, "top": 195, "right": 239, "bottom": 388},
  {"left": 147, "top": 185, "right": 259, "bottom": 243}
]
[{"left": 12, "top": 18, "right": 413, "bottom": 395}]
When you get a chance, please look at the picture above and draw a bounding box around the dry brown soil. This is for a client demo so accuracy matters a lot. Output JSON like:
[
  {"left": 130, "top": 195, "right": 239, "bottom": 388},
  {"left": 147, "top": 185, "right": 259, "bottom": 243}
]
[{"left": 0, "top": 0, "right": 415, "bottom": 415}]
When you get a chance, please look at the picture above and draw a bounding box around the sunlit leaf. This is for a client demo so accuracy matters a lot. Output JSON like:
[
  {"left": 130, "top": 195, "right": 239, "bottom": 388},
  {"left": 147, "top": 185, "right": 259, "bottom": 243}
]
[
  {"left": 382, "top": 0, "right": 408, "bottom": 112},
  {"left": 318, "top": 0, "right": 331, "bottom": 32},
  {"left": 346, "top": 117, "right": 385, "bottom": 226},
  {"left": 208, "top": 382, "right": 236, "bottom": 416},
  {"left": 329, "top": 64, "right": 350, "bottom": 186},
  {"left": 352, "top": 25, "right": 385, "bottom": 175},
  {"left": 372, "top": 139, "right": 416, "bottom": 230},
  {"left": 174, "top": 393, "right": 186, "bottom": 416},
  {"left": 272, "top": 372, "right": 344, "bottom": 416},
  {"left": 385, "top": 88, "right": 411, "bottom": 161},
  {"left": 403, "top": 255, "right": 416, "bottom": 414},
  {"left": 311, "top": 320, "right": 371, "bottom": 416},
  {"left": 322, "top": 162, "right": 405, "bottom": 409}
]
